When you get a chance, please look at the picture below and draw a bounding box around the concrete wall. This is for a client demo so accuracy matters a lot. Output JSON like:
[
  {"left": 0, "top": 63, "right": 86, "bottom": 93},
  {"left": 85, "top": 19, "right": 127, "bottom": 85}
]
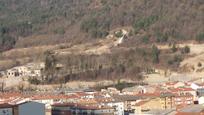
[{"left": 18, "top": 102, "right": 45, "bottom": 115}]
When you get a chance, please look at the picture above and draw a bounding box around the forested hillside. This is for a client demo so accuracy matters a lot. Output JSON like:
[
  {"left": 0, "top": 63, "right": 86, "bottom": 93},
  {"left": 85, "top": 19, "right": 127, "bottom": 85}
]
[
  {"left": 0, "top": 0, "right": 203, "bottom": 83},
  {"left": 0, "top": 0, "right": 203, "bottom": 51}
]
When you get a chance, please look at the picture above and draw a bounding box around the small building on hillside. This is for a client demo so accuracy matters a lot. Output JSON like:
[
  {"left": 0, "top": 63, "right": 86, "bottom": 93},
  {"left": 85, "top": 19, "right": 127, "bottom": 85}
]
[
  {"left": 5, "top": 62, "right": 64, "bottom": 78},
  {"left": 16, "top": 66, "right": 29, "bottom": 76},
  {"left": 6, "top": 69, "right": 19, "bottom": 77},
  {"left": 5, "top": 62, "right": 45, "bottom": 78}
]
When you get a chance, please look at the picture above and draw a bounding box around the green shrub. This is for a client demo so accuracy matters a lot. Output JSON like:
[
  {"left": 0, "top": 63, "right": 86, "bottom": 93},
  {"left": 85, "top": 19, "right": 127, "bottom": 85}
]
[
  {"left": 0, "top": 35, "right": 16, "bottom": 50},
  {"left": 54, "top": 27, "right": 65, "bottom": 35},
  {"left": 115, "top": 30, "right": 123, "bottom": 38},
  {"left": 101, "top": 0, "right": 107, "bottom": 5},
  {"left": 171, "top": 43, "right": 177, "bottom": 53},
  {"left": 156, "top": 32, "right": 168, "bottom": 43},
  {"left": 152, "top": 45, "right": 160, "bottom": 63},
  {"left": 128, "top": 30, "right": 133, "bottom": 36},
  {"left": 80, "top": 17, "right": 110, "bottom": 38},
  {"left": 141, "top": 36, "right": 149, "bottom": 43},
  {"left": 181, "top": 45, "right": 190, "bottom": 54},
  {"left": 173, "top": 55, "right": 183, "bottom": 62},
  {"left": 167, "top": 55, "right": 183, "bottom": 65},
  {"left": 198, "top": 62, "right": 202, "bottom": 67},
  {"left": 196, "top": 33, "right": 204, "bottom": 42},
  {"left": 168, "top": 60, "right": 173, "bottom": 65},
  {"left": 90, "top": 30, "right": 109, "bottom": 38},
  {"left": 28, "top": 77, "right": 41, "bottom": 85},
  {"left": 81, "top": 18, "right": 98, "bottom": 33},
  {"left": 133, "top": 15, "right": 158, "bottom": 32}
]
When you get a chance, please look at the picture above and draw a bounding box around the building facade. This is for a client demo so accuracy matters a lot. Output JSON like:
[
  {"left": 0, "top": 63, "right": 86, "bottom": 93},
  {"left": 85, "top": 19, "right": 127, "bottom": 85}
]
[
  {"left": 0, "top": 101, "right": 45, "bottom": 115},
  {"left": 52, "top": 103, "right": 114, "bottom": 115}
]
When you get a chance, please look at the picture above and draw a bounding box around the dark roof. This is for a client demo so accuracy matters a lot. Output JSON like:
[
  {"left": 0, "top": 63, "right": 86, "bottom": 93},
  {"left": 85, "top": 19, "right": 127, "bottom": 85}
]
[
  {"left": 180, "top": 105, "right": 204, "bottom": 113},
  {"left": 160, "top": 92, "right": 175, "bottom": 98},
  {"left": 0, "top": 103, "right": 13, "bottom": 108},
  {"left": 52, "top": 103, "right": 113, "bottom": 110},
  {"left": 112, "top": 94, "right": 142, "bottom": 101},
  {"left": 0, "top": 101, "right": 44, "bottom": 109},
  {"left": 52, "top": 103, "right": 76, "bottom": 107}
]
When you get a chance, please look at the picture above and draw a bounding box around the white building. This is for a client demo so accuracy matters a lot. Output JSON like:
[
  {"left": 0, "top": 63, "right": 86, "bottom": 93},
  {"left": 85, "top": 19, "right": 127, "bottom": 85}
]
[
  {"left": 107, "top": 87, "right": 120, "bottom": 94},
  {"left": 106, "top": 101, "right": 124, "bottom": 115},
  {"left": 6, "top": 62, "right": 45, "bottom": 78},
  {"left": 32, "top": 98, "right": 54, "bottom": 109},
  {"left": 6, "top": 69, "right": 18, "bottom": 77},
  {"left": 16, "top": 66, "right": 29, "bottom": 76},
  {"left": 198, "top": 96, "right": 204, "bottom": 104}
]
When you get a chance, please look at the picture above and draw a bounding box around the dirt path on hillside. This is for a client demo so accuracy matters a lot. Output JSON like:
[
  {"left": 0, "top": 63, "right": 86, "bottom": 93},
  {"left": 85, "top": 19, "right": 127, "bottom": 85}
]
[{"left": 54, "top": 29, "right": 129, "bottom": 55}]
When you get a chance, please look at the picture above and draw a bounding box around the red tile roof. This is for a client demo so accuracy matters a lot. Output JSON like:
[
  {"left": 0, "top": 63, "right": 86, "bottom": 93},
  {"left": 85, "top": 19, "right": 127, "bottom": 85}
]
[
  {"left": 31, "top": 94, "right": 71, "bottom": 100},
  {"left": 135, "top": 92, "right": 160, "bottom": 97},
  {"left": 165, "top": 81, "right": 179, "bottom": 86},
  {"left": 0, "top": 92, "right": 22, "bottom": 99},
  {"left": 169, "top": 88, "right": 194, "bottom": 93}
]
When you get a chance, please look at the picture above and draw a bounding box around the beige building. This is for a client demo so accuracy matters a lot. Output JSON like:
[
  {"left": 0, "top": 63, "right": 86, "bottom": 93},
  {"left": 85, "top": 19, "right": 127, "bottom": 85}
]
[
  {"left": 113, "top": 94, "right": 141, "bottom": 111},
  {"left": 135, "top": 99, "right": 160, "bottom": 114},
  {"left": 135, "top": 93, "right": 175, "bottom": 114}
]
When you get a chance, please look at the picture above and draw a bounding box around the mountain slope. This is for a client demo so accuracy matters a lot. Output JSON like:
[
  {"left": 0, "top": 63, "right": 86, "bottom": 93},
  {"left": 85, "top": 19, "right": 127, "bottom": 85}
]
[
  {"left": 0, "top": 0, "right": 203, "bottom": 51},
  {"left": 0, "top": 0, "right": 203, "bottom": 83}
]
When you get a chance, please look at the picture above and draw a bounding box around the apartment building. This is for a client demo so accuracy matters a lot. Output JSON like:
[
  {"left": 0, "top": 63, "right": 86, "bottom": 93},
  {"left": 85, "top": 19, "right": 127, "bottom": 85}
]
[{"left": 0, "top": 101, "right": 45, "bottom": 115}]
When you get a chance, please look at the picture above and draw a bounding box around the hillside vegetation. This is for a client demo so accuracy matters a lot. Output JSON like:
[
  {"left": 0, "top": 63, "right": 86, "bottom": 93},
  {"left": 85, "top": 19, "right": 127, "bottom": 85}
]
[
  {"left": 0, "top": 0, "right": 203, "bottom": 83},
  {"left": 0, "top": 0, "right": 203, "bottom": 50}
]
